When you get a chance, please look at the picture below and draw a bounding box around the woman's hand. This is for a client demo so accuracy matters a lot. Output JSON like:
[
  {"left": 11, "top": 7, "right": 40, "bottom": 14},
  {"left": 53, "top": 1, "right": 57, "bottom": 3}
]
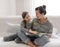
[
  {"left": 45, "top": 33, "right": 51, "bottom": 38},
  {"left": 29, "top": 29, "right": 38, "bottom": 34}
]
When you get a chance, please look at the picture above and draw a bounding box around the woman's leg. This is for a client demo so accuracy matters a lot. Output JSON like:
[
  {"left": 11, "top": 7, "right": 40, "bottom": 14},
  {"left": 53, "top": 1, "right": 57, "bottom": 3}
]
[
  {"left": 34, "top": 35, "right": 49, "bottom": 46},
  {"left": 27, "top": 35, "right": 38, "bottom": 43},
  {"left": 17, "top": 31, "right": 36, "bottom": 47}
]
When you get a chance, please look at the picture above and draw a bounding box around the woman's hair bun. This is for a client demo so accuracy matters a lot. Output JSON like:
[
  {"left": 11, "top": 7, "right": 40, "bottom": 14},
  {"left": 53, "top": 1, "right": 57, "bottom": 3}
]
[{"left": 42, "top": 5, "right": 46, "bottom": 10}]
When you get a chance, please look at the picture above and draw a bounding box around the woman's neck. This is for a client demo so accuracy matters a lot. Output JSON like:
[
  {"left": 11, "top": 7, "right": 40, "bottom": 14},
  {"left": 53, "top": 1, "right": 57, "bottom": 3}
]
[{"left": 39, "top": 17, "right": 47, "bottom": 24}]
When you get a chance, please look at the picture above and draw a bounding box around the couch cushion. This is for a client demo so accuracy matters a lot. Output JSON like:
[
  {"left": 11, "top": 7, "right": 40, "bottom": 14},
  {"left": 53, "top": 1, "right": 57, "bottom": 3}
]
[{"left": 6, "top": 23, "right": 20, "bottom": 33}]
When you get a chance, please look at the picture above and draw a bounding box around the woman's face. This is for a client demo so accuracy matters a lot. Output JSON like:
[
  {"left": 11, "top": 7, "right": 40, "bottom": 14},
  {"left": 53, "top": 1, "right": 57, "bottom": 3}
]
[
  {"left": 35, "top": 10, "right": 44, "bottom": 19},
  {"left": 24, "top": 13, "right": 31, "bottom": 22}
]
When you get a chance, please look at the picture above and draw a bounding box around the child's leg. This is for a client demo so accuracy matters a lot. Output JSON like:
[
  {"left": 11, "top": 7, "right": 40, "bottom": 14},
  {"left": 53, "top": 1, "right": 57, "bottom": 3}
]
[
  {"left": 15, "top": 37, "right": 22, "bottom": 43},
  {"left": 3, "top": 33, "right": 18, "bottom": 41},
  {"left": 17, "top": 31, "right": 36, "bottom": 47}
]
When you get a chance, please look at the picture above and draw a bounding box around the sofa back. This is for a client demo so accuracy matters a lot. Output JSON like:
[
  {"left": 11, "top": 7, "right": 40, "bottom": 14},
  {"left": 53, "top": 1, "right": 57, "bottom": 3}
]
[{"left": 0, "top": 16, "right": 60, "bottom": 34}]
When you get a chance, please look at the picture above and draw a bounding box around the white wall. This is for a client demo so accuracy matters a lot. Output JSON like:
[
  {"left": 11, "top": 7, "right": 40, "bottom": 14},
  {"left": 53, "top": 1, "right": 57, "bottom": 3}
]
[
  {"left": 28, "top": 0, "right": 60, "bottom": 16},
  {"left": 0, "top": 0, "right": 60, "bottom": 17},
  {"left": 16, "top": 0, "right": 60, "bottom": 16},
  {"left": 46, "top": 0, "right": 60, "bottom": 16},
  {"left": 0, "top": 0, "right": 16, "bottom": 17},
  {"left": 16, "top": 0, "right": 46, "bottom": 16},
  {"left": 16, "top": 0, "right": 24, "bottom": 15},
  {"left": 16, "top": 0, "right": 33, "bottom": 16}
]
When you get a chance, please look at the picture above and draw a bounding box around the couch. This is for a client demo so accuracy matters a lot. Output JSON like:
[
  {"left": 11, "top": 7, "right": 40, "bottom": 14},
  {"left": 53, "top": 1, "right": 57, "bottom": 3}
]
[{"left": 0, "top": 16, "right": 60, "bottom": 47}]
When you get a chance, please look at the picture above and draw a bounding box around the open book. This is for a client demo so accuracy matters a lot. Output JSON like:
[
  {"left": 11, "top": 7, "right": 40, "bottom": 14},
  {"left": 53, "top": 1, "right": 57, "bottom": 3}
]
[{"left": 38, "top": 33, "right": 47, "bottom": 37}]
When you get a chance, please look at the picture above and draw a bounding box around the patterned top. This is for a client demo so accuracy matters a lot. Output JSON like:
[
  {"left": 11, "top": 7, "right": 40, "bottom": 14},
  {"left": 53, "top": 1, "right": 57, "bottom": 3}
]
[{"left": 31, "top": 18, "right": 53, "bottom": 35}]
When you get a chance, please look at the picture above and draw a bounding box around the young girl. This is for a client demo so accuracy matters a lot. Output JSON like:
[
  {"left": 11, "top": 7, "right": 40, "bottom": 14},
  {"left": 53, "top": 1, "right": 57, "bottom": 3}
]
[
  {"left": 17, "top": 12, "right": 38, "bottom": 47},
  {"left": 4, "top": 11, "right": 38, "bottom": 47}
]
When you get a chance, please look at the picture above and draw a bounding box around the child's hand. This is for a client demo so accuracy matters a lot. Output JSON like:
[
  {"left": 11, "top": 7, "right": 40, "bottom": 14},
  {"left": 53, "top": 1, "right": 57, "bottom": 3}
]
[
  {"left": 32, "top": 31, "right": 38, "bottom": 34},
  {"left": 29, "top": 29, "right": 38, "bottom": 34}
]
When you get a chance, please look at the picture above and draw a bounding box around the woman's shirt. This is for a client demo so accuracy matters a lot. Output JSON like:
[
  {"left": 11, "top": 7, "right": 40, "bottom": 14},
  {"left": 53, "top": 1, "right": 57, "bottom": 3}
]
[{"left": 31, "top": 18, "right": 53, "bottom": 34}]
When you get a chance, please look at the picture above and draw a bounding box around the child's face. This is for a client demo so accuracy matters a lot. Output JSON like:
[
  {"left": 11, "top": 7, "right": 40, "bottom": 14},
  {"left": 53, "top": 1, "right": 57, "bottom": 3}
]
[{"left": 24, "top": 13, "right": 31, "bottom": 22}]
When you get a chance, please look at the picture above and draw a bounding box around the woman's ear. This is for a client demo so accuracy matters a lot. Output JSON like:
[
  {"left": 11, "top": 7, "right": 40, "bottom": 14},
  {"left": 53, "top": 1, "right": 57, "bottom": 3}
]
[{"left": 42, "top": 13, "right": 44, "bottom": 16}]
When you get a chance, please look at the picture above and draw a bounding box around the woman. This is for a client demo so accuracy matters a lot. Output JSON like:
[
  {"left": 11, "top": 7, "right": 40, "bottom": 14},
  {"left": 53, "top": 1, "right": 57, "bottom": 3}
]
[{"left": 30, "top": 5, "right": 53, "bottom": 46}]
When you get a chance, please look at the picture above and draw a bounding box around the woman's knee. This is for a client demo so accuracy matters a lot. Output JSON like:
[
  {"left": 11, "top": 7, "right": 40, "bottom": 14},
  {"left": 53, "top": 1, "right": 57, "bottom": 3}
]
[{"left": 34, "top": 35, "right": 49, "bottom": 46}]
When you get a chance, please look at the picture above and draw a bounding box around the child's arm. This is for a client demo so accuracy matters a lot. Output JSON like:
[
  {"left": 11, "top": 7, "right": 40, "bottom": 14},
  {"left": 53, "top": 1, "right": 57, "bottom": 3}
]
[{"left": 29, "top": 29, "right": 38, "bottom": 34}]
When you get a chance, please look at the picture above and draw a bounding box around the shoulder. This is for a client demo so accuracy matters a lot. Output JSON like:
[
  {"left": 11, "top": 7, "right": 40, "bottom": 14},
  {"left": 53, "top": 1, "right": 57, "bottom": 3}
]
[
  {"left": 47, "top": 19, "right": 53, "bottom": 26},
  {"left": 21, "top": 20, "right": 24, "bottom": 23},
  {"left": 21, "top": 20, "right": 25, "bottom": 25},
  {"left": 32, "top": 18, "right": 38, "bottom": 22}
]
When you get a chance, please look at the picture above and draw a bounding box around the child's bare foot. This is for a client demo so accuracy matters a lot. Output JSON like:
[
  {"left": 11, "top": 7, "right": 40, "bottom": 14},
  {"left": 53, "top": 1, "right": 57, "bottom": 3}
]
[{"left": 36, "top": 45, "right": 42, "bottom": 47}]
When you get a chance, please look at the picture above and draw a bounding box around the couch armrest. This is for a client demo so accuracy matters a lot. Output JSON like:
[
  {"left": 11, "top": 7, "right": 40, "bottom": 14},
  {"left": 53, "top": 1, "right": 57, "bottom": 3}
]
[{"left": 51, "top": 28, "right": 59, "bottom": 38}]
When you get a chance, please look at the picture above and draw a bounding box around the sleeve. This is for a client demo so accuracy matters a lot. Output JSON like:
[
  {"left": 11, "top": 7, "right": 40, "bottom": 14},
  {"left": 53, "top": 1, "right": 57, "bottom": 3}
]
[
  {"left": 20, "top": 21, "right": 29, "bottom": 32},
  {"left": 48, "top": 22, "right": 53, "bottom": 34},
  {"left": 30, "top": 19, "right": 35, "bottom": 30}
]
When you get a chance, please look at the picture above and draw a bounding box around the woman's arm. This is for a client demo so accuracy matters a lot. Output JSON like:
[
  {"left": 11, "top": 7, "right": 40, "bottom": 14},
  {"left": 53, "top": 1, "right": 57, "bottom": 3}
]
[{"left": 45, "top": 22, "right": 53, "bottom": 38}]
